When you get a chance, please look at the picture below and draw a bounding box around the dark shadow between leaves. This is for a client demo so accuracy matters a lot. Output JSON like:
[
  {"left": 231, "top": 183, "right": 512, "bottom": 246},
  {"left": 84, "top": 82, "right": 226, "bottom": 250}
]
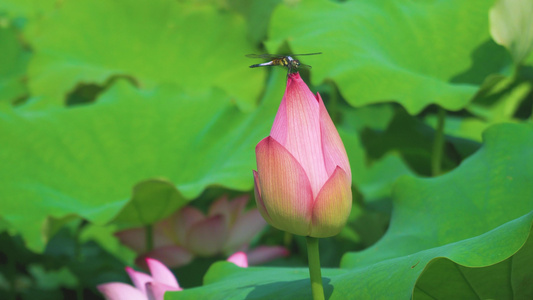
[
  {"left": 449, "top": 39, "right": 510, "bottom": 86},
  {"left": 361, "top": 107, "right": 462, "bottom": 176},
  {"left": 65, "top": 74, "right": 139, "bottom": 107}
]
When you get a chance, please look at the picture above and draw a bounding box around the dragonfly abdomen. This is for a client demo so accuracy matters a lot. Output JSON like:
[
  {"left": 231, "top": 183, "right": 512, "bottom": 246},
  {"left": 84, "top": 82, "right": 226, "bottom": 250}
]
[
  {"left": 249, "top": 61, "right": 275, "bottom": 68},
  {"left": 275, "top": 57, "right": 290, "bottom": 67}
]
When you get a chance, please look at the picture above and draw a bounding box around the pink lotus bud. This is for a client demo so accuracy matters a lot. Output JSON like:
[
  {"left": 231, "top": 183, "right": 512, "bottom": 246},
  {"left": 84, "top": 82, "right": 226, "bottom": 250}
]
[{"left": 253, "top": 73, "right": 352, "bottom": 237}]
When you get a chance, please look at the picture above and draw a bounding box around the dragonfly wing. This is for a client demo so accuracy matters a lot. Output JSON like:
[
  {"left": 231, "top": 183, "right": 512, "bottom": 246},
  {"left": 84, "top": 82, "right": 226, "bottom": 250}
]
[
  {"left": 289, "top": 52, "right": 322, "bottom": 57},
  {"left": 246, "top": 53, "right": 321, "bottom": 59},
  {"left": 246, "top": 53, "right": 283, "bottom": 59}
]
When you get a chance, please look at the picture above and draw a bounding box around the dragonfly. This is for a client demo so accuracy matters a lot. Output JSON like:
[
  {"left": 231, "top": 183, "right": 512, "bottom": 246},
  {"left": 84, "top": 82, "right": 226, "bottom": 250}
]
[{"left": 246, "top": 52, "right": 322, "bottom": 75}]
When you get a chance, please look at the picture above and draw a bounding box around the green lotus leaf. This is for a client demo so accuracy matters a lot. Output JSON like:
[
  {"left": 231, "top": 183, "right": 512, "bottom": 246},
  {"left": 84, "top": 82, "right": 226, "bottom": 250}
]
[
  {"left": 112, "top": 179, "right": 187, "bottom": 226},
  {"left": 23, "top": 0, "right": 264, "bottom": 111},
  {"left": 0, "top": 24, "right": 29, "bottom": 103},
  {"left": 267, "top": 0, "right": 511, "bottom": 114},
  {"left": 0, "top": 0, "right": 56, "bottom": 19},
  {"left": 0, "top": 69, "right": 285, "bottom": 252},
  {"left": 413, "top": 234, "right": 533, "bottom": 299},
  {"left": 167, "top": 123, "right": 533, "bottom": 299},
  {"left": 226, "top": 0, "right": 282, "bottom": 45}
]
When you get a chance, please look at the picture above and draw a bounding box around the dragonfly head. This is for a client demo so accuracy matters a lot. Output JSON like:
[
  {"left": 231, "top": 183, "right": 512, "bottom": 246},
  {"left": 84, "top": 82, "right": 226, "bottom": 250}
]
[{"left": 290, "top": 59, "right": 301, "bottom": 69}]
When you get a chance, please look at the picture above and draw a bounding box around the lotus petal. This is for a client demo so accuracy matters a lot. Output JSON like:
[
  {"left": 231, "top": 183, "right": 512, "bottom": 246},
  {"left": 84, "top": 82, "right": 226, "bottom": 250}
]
[
  {"left": 146, "top": 258, "right": 180, "bottom": 289},
  {"left": 255, "top": 136, "right": 314, "bottom": 236},
  {"left": 246, "top": 246, "right": 289, "bottom": 265},
  {"left": 125, "top": 266, "right": 152, "bottom": 295},
  {"left": 97, "top": 282, "right": 146, "bottom": 300},
  {"left": 270, "top": 73, "right": 328, "bottom": 197},
  {"left": 186, "top": 215, "right": 228, "bottom": 256},
  {"left": 171, "top": 206, "right": 205, "bottom": 245},
  {"left": 115, "top": 227, "right": 173, "bottom": 253},
  {"left": 146, "top": 281, "right": 181, "bottom": 300},
  {"left": 136, "top": 245, "right": 193, "bottom": 268},
  {"left": 253, "top": 170, "right": 270, "bottom": 222},
  {"left": 224, "top": 209, "right": 266, "bottom": 253},
  {"left": 309, "top": 167, "right": 352, "bottom": 237},
  {"left": 317, "top": 92, "right": 351, "bottom": 180},
  {"left": 226, "top": 251, "right": 248, "bottom": 268}
]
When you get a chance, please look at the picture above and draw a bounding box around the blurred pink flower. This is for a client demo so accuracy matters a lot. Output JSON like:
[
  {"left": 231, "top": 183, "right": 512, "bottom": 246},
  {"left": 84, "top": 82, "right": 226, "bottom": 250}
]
[
  {"left": 253, "top": 73, "right": 352, "bottom": 237},
  {"left": 98, "top": 255, "right": 250, "bottom": 300},
  {"left": 116, "top": 195, "right": 289, "bottom": 268},
  {"left": 97, "top": 258, "right": 181, "bottom": 300}
]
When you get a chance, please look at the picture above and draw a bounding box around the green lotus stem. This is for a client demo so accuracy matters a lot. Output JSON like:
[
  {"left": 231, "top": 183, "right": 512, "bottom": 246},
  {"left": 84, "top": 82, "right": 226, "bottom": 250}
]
[
  {"left": 145, "top": 224, "right": 154, "bottom": 252},
  {"left": 431, "top": 107, "right": 446, "bottom": 176},
  {"left": 74, "top": 220, "right": 88, "bottom": 300},
  {"left": 284, "top": 231, "right": 293, "bottom": 247},
  {"left": 74, "top": 220, "right": 87, "bottom": 261},
  {"left": 306, "top": 236, "right": 325, "bottom": 300}
]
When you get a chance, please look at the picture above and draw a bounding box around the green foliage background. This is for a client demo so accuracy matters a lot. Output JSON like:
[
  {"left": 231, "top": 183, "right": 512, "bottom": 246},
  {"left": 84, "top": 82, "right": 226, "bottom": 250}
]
[{"left": 0, "top": 0, "right": 532, "bottom": 299}]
